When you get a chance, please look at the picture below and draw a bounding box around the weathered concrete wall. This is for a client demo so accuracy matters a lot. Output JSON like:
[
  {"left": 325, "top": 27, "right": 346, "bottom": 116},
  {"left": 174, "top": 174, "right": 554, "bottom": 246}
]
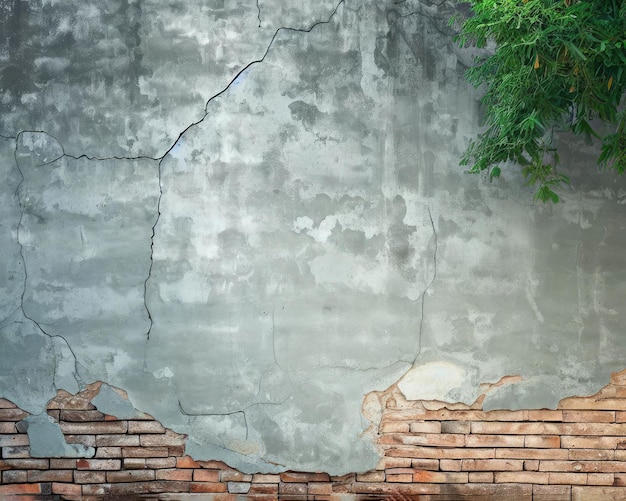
[{"left": 1, "top": 0, "right": 626, "bottom": 475}]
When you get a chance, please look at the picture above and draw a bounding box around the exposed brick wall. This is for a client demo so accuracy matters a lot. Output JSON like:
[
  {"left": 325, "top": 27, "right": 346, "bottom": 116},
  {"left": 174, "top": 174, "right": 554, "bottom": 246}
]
[{"left": 3, "top": 374, "right": 626, "bottom": 499}]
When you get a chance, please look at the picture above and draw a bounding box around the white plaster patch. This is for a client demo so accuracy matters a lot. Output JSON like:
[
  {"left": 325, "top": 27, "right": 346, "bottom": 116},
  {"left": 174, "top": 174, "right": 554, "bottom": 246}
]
[
  {"left": 398, "top": 361, "right": 466, "bottom": 401},
  {"left": 153, "top": 367, "right": 175, "bottom": 380}
]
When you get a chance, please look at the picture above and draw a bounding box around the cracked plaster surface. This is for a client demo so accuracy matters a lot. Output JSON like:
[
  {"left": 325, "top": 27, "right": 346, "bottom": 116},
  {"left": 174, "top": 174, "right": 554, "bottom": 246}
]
[{"left": 2, "top": 0, "right": 626, "bottom": 475}]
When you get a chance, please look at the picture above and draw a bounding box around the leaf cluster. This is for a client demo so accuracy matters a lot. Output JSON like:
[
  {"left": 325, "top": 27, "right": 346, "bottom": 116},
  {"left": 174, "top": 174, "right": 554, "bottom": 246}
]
[{"left": 455, "top": 0, "right": 626, "bottom": 202}]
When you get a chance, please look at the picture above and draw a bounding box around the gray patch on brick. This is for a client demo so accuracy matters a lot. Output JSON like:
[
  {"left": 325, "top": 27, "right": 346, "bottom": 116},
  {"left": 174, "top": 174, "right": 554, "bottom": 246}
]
[
  {"left": 18, "top": 413, "right": 95, "bottom": 458},
  {"left": 228, "top": 482, "right": 252, "bottom": 494},
  {"left": 91, "top": 383, "right": 146, "bottom": 420}
]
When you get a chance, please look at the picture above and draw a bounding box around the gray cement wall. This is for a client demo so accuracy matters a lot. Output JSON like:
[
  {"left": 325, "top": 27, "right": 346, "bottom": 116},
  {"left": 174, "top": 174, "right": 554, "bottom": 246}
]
[{"left": 1, "top": 0, "right": 626, "bottom": 475}]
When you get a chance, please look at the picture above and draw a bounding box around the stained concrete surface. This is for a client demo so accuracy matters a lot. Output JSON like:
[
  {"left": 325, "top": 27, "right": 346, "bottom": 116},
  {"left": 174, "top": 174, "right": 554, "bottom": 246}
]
[{"left": 1, "top": 0, "right": 626, "bottom": 474}]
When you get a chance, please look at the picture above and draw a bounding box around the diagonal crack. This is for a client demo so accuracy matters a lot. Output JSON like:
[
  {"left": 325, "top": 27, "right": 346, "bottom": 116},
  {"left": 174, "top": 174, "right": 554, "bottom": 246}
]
[{"left": 12, "top": 131, "right": 84, "bottom": 391}]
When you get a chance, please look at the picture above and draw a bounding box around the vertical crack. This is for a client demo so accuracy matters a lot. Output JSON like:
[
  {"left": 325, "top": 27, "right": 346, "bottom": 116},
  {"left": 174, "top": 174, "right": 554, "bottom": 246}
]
[
  {"left": 12, "top": 131, "right": 84, "bottom": 389},
  {"left": 256, "top": 0, "right": 262, "bottom": 27},
  {"left": 414, "top": 207, "right": 438, "bottom": 364}
]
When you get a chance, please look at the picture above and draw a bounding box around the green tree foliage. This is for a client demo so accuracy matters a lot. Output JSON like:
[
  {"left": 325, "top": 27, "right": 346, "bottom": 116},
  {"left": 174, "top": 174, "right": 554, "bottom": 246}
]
[{"left": 455, "top": 0, "right": 626, "bottom": 202}]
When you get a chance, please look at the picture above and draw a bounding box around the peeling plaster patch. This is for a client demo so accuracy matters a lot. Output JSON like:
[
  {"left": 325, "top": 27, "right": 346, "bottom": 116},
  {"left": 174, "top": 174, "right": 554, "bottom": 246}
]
[
  {"left": 398, "top": 361, "right": 466, "bottom": 402},
  {"left": 92, "top": 383, "right": 146, "bottom": 420},
  {"left": 17, "top": 414, "right": 95, "bottom": 458}
]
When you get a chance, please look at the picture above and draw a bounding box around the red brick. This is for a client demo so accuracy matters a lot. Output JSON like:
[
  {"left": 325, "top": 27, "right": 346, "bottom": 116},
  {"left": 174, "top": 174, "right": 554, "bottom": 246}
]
[
  {"left": 59, "top": 410, "right": 106, "bottom": 422},
  {"left": 193, "top": 469, "right": 220, "bottom": 482},
  {"left": 527, "top": 410, "right": 563, "bottom": 421},
  {"left": 176, "top": 456, "right": 200, "bottom": 468},
  {"left": 222, "top": 470, "right": 253, "bottom": 482},
  {"left": 60, "top": 421, "right": 127, "bottom": 434},
  {"left": 461, "top": 459, "right": 523, "bottom": 471},
  {"left": 496, "top": 448, "right": 569, "bottom": 460},
  {"left": 0, "top": 398, "right": 17, "bottom": 408},
  {"left": 50, "top": 459, "right": 77, "bottom": 469},
  {"left": 412, "top": 459, "right": 439, "bottom": 470},
  {"left": 387, "top": 473, "right": 412, "bottom": 483},
  {"left": 190, "top": 482, "right": 228, "bottom": 493},
  {"left": 2, "top": 470, "right": 27, "bottom": 483},
  {"left": 495, "top": 471, "right": 549, "bottom": 484},
  {"left": 0, "top": 409, "right": 28, "bottom": 421},
  {"left": 74, "top": 471, "right": 106, "bottom": 484},
  {"left": 570, "top": 449, "right": 615, "bottom": 460},
  {"left": 121, "top": 446, "right": 168, "bottom": 457},
  {"left": 139, "top": 429, "right": 186, "bottom": 447},
  {"left": 27, "top": 470, "right": 73, "bottom": 482},
  {"left": 465, "top": 434, "right": 524, "bottom": 448},
  {"left": 249, "top": 483, "right": 279, "bottom": 494},
  {"left": 387, "top": 446, "right": 494, "bottom": 459},
  {"left": 156, "top": 468, "right": 192, "bottom": 481},
  {"left": 168, "top": 445, "right": 185, "bottom": 456},
  {"left": 616, "top": 412, "right": 626, "bottom": 423},
  {"left": 122, "top": 458, "right": 146, "bottom": 469},
  {"left": 127, "top": 421, "right": 166, "bottom": 434},
  {"left": 0, "top": 459, "right": 49, "bottom": 469},
  {"left": 469, "top": 472, "right": 493, "bottom": 483},
  {"left": 65, "top": 434, "right": 96, "bottom": 447},
  {"left": 51, "top": 482, "right": 82, "bottom": 497},
  {"left": 95, "top": 434, "right": 139, "bottom": 447},
  {"left": 47, "top": 387, "right": 99, "bottom": 410},
  {"left": 95, "top": 446, "right": 122, "bottom": 458},
  {"left": 108, "top": 480, "right": 190, "bottom": 495},
  {"left": 76, "top": 459, "right": 121, "bottom": 470},
  {"left": 0, "top": 484, "right": 42, "bottom": 495},
  {"left": 145, "top": 457, "right": 177, "bottom": 469},
  {"left": 376, "top": 457, "right": 412, "bottom": 469},
  {"left": 559, "top": 398, "right": 626, "bottom": 410},
  {"left": 549, "top": 472, "right": 588, "bottom": 484},
  {"left": 562, "top": 423, "right": 626, "bottom": 435},
  {"left": 280, "top": 471, "right": 330, "bottom": 483},
  {"left": 380, "top": 421, "right": 409, "bottom": 433},
  {"left": 0, "top": 434, "right": 29, "bottom": 447},
  {"left": 279, "top": 482, "right": 307, "bottom": 494},
  {"left": 563, "top": 410, "right": 615, "bottom": 423},
  {"left": 106, "top": 469, "right": 155, "bottom": 482},
  {"left": 81, "top": 483, "right": 110, "bottom": 495},
  {"left": 421, "top": 409, "right": 525, "bottom": 421},
  {"left": 352, "top": 482, "right": 441, "bottom": 495},
  {"left": 308, "top": 482, "right": 332, "bottom": 495},
  {"left": 380, "top": 433, "right": 464, "bottom": 447},
  {"left": 525, "top": 435, "right": 561, "bottom": 448}
]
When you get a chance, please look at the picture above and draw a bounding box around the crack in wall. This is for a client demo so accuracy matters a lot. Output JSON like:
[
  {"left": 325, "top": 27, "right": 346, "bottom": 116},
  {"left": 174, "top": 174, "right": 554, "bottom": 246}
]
[
  {"left": 413, "top": 206, "right": 438, "bottom": 365},
  {"left": 12, "top": 131, "right": 84, "bottom": 393},
  {"left": 256, "top": 0, "right": 262, "bottom": 27}
]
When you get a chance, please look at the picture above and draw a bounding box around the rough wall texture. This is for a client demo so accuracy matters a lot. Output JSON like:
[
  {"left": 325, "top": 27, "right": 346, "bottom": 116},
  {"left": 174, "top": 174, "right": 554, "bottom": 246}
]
[
  {"left": 2, "top": 0, "right": 626, "bottom": 476},
  {"left": 4, "top": 376, "right": 626, "bottom": 499}
]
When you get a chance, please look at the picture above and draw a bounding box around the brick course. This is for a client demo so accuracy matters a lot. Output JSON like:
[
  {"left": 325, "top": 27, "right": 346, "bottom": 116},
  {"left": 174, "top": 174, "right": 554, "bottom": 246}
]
[{"left": 3, "top": 373, "right": 626, "bottom": 499}]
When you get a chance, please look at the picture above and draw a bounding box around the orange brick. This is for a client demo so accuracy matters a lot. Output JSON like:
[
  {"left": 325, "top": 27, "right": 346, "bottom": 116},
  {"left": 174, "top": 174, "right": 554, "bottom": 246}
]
[
  {"left": 409, "top": 421, "right": 441, "bottom": 433},
  {"left": 528, "top": 410, "right": 563, "bottom": 421},
  {"left": 139, "top": 429, "right": 186, "bottom": 447},
  {"left": 387, "top": 473, "right": 413, "bottom": 483},
  {"left": 588, "top": 473, "right": 615, "bottom": 486},
  {"left": 559, "top": 398, "right": 626, "bottom": 410},
  {"left": 495, "top": 471, "right": 549, "bottom": 484},
  {"left": 615, "top": 412, "right": 626, "bottom": 423},
  {"left": 122, "top": 458, "right": 146, "bottom": 469},
  {"left": 356, "top": 471, "right": 385, "bottom": 482},
  {"left": 470, "top": 421, "right": 561, "bottom": 435},
  {"left": 193, "top": 469, "right": 220, "bottom": 482},
  {"left": 562, "top": 423, "right": 626, "bottom": 435},
  {"left": 384, "top": 410, "right": 427, "bottom": 421},
  {"left": 563, "top": 410, "right": 615, "bottom": 423},
  {"left": 465, "top": 434, "right": 524, "bottom": 448},
  {"left": 469, "top": 472, "right": 493, "bottom": 483},
  {"left": 252, "top": 473, "right": 280, "bottom": 483},
  {"left": 280, "top": 471, "right": 328, "bottom": 482},
  {"left": 0, "top": 459, "right": 49, "bottom": 469},
  {"left": 461, "top": 459, "right": 523, "bottom": 471},
  {"left": 156, "top": 468, "right": 192, "bottom": 481},
  {"left": 379, "top": 433, "right": 464, "bottom": 447},
  {"left": 308, "top": 482, "right": 332, "bottom": 495},
  {"left": 440, "top": 421, "right": 471, "bottom": 434},
  {"left": 59, "top": 410, "right": 106, "bottom": 422},
  {"left": 413, "top": 471, "right": 468, "bottom": 483},
  {"left": 525, "top": 435, "right": 561, "bottom": 448},
  {"left": 386, "top": 446, "right": 494, "bottom": 459},
  {"left": 570, "top": 449, "right": 615, "bottom": 460},
  {"left": 573, "top": 486, "right": 626, "bottom": 500},
  {"left": 439, "top": 459, "right": 461, "bottom": 471},
  {"left": 411, "top": 459, "right": 439, "bottom": 470},
  {"left": 524, "top": 460, "right": 540, "bottom": 471},
  {"left": 190, "top": 482, "right": 228, "bottom": 493},
  {"left": 176, "top": 456, "right": 200, "bottom": 468},
  {"left": 549, "top": 472, "right": 588, "bottom": 484},
  {"left": 74, "top": 471, "right": 106, "bottom": 484},
  {"left": 561, "top": 436, "right": 626, "bottom": 449},
  {"left": 65, "top": 434, "right": 96, "bottom": 447},
  {"left": 534, "top": 485, "right": 572, "bottom": 498},
  {"left": 380, "top": 421, "right": 409, "bottom": 433},
  {"left": 222, "top": 470, "right": 253, "bottom": 482},
  {"left": 0, "top": 484, "right": 42, "bottom": 495},
  {"left": 0, "top": 409, "right": 28, "bottom": 421},
  {"left": 422, "top": 409, "right": 525, "bottom": 421},
  {"left": 249, "top": 484, "right": 279, "bottom": 494},
  {"left": 376, "top": 457, "right": 412, "bottom": 469},
  {"left": 352, "top": 482, "right": 442, "bottom": 495}
]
